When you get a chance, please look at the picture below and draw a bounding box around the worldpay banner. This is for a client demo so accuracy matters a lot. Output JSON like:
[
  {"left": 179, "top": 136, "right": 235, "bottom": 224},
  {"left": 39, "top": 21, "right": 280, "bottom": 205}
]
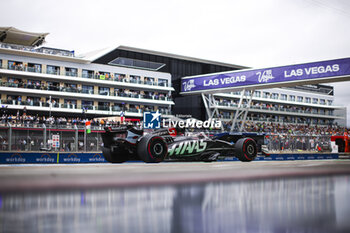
[{"left": 181, "top": 57, "right": 350, "bottom": 93}]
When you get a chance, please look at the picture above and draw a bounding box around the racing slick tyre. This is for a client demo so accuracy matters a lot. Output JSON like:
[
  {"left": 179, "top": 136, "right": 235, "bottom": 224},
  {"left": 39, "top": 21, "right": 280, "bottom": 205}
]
[
  {"left": 137, "top": 134, "right": 168, "bottom": 163},
  {"left": 235, "top": 138, "right": 257, "bottom": 162},
  {"left": 102, "top": 147, "right": 129, "bottom": 163}
]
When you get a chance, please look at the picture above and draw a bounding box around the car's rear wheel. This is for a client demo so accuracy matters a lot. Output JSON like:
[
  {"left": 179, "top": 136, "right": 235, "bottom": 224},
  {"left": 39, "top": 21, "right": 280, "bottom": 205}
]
[
  {"left": 235, "top": 138, "right": 257, "bottom": 162},
  {"left": 102, "top": 147, "right": 129, "bottom": 163},
  {"left": 137, "top": 134, "right": 167, "bottom": 163}
]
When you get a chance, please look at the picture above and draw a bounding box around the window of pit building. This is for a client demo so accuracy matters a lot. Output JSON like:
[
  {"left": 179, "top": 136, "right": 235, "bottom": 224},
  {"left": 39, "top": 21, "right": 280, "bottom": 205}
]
[
  {"left": 47, "top": 65, "right": 60, "bottom": 75},
  {"left": 130, "top": 75, "right": 141, "bottom": 84},
  {"left": 6, "top": 95, "right": 20, "bottom": 104},
  {"left": 289, "top": 95, "right": 295, "bottom": 102},
  {"left": 65, "top": 67, "right": 77, "bottom": 77},
  {"left": 45, "top": 97, "right": 59, "bottom": 107},
  {"left": 271, "top": 93, "right": 279, "bottom": 99},
  {"left": 158, "top": 107, "right": 169, "bottom": 114},
  {"left": 26, "top": 80, "right": 41, "bottom": 89},
  {"left": 320, "top": 99, "right": 326, "bottom": 105},
  {"left": 327, "top": 100, "right": 333, "bottom": 106},
  {"left": 82, "top": 100, "right": 94, "bottom": 110},
  {"left": 114, "top": 73, "right": 126, "bottom": 82},
  {"left": 82, "top": 85, "right": 94, "bottom": 94},
  {"left": 63, "top": 83, "right": 78, "bottom": 93},
  {"left": 263, "top": 92, "right": 270, "bottom": 98},
  {"left": 96, "top": 71, "right": 111, "bottom": 80},
  {"left": 0, "top": 59, "right": 2, "bottom": 68},
  {"left": 312, "top": 98, "right": 318, "bottom": 104},
  {"left": 26, "top": 96, "right": 41, "bottom": 106},
  {"left": 27, "top": 63, "right": 41, "bottom": 73},
  {"left": 306, "top": 97, "right": 311, "bottom": 103},
  {"left": 8, "top": 60, "right": 23, "bottom": 70},
  {"left": 64, "top": 99, "right": 77, "bottom": 108},
  {"left": 158, "top": 79, "right": 168, "bottom": 87},
  {"left": 82, "top": 69, "right": 94, "bottom": 79},
  {"left": 143, "top": 105, "right": 155, "bottom": 112},
  {"left": 144, "top": 77, "right": 155, "bottom": 85},
  {"left": 254, "top": 91, "right": 261, "bottom": 97},
  {"left": 142, "top": 91, "right": 153, "bottom": 99},
  {"left": 112, "top": 104, "right": 123, "bottom": 111},
  {"left": 46, "top": 81, "right": 60, "bottom": 91},
  {"left": 99, "top": 87, "right": 110, "bottom": 96},
  {"left": 280, "top": 94, "right": 287, "bottom": 100},
  {"left": 129, "top": 104, "right": 139, "bottom": 112},
  {"left": 7, "top": 77, "right": 23, "bottom": 87},
  {"left": 297, "top": 96, "right": 303, "bottom": 102},
  {"left": 97, "top": 102, "right": 110, "bottom": 111}
]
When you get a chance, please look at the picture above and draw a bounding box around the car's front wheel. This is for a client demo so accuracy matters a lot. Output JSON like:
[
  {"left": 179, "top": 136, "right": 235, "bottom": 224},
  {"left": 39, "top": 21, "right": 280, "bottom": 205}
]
[
  {"left": 137, "top": 134, "right": 168, "bottom": 163},
  {"left": 235, "top": 138, "right": 257, "bottom": 162}
]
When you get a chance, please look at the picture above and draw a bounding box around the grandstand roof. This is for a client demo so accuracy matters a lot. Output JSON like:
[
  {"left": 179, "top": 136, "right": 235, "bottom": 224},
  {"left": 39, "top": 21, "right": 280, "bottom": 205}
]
[
  {"left": 91, "top": 45, "right": 248, "bottom": 70},
  {"left": 0, "top": 27, "right": 48, "bottom": 47}
]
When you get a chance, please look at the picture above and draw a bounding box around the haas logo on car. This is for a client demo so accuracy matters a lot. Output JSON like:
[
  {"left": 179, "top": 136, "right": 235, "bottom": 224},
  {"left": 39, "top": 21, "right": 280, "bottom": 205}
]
[{"left": 168, "top": 140, "right": 207, "bottom": 156}]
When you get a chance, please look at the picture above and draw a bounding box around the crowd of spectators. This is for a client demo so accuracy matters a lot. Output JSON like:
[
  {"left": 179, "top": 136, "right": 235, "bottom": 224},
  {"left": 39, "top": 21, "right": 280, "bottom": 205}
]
[
  {"left": 1, "top": 112, "right": 348, "bottom": 136},
  {"left": 0, "top": 112, "right": 349, "bottom": 152},
  {"left": 222, "top": 120, "right": 348, "bottom": 136},
  {"left": 0, "top": 112, "right": 141, "bottom": 129},
  {"left": 1, "top": 78, "right": 172, "bottom": 101}
]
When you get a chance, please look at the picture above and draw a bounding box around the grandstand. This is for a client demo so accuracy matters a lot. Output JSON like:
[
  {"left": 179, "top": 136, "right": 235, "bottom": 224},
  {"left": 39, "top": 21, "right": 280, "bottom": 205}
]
[{"left": 0, "top": 27, "right": 174, "bottom": 120}]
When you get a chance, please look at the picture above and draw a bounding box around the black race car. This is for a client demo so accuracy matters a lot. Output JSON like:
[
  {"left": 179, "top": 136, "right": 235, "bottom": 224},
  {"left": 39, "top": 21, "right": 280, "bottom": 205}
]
[{"left": 101, "top": 126, "right": 266, "bottom": 163}]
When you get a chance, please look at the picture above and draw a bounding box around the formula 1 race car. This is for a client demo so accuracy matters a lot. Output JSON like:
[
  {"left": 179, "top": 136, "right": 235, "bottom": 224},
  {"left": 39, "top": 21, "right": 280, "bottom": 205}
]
[{"left": 101, "top": 126, "right": 265, "bottom": 163}]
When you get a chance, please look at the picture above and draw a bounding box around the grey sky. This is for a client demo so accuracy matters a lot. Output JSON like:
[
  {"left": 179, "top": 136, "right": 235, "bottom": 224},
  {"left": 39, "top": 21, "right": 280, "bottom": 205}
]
[{"left": 1, "top": 0, "right": 350, "bottom": 126}]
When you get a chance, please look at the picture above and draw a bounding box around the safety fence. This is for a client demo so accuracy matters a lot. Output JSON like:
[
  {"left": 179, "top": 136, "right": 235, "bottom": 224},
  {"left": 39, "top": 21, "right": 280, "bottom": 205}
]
[
  {"left": 0, "top": 123, "right": 103, "bottom": 152},
  {"left": 264, "top": 135, "right": 332, "bottom": 153},
  {"left": 0, "top": 123, "right": 333, "bottom": 153}
]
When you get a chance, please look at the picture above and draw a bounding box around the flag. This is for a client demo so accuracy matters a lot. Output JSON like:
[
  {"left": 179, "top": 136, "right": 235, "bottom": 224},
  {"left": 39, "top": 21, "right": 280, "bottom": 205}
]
[{"left": 85, "top": 121, "right": 91, "bottom": 134}]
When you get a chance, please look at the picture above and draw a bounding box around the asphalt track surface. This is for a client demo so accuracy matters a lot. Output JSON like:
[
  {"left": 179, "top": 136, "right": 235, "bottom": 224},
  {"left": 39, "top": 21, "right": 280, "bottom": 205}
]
[
  {"left": 1, "top": 160, "right": 350, "bottom": 233},
  {"left": 0, "top": 160, "right": 350, "bottom": 192}
]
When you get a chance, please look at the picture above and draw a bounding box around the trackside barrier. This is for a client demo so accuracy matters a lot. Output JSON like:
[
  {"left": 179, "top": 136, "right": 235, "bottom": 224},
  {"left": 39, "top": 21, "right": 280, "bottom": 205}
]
[
  {"left": 0, "top": 152, "right": 107, "bottom": 164},
  {"left": 0, "top": 152, "right": 339, "bottom": 164},
  {"left": 220, "top": 153, "right": 339, "bottom": 161}
]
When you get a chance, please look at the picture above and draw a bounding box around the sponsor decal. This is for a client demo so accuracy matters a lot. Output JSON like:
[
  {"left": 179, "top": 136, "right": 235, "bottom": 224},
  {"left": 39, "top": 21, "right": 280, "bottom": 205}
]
[
  {"left": 257, "top": 69, "right": 274, "bottom": 83},
  {"left": 89, "top": 153, "right": 105, "bottom": 162},
  {"left": 168, "top": 140, "right": 207, "bottom": 156},
  {"left": 143, "top": 111, "right": 161, "bottom": 129},
  {"left": 168, "top": 128, "right": 177, "bottom": 136},
  {"left": 183, "top": 79, "right": 196, "bottom": 91},
  {"left": 181, "top": 57, "right": 350, "bottom": 93},
  {"left": 6, "top": 153, "right": 26, "bottom": 163},
  {"left": 36, "top": 153, "right": 55, "bottom": 163},
  {"left": 284, "top": 64, "right": 339, "bottom": 78},
  {"left": 63, "top": 153, "right": 81, "bottom": 162}
]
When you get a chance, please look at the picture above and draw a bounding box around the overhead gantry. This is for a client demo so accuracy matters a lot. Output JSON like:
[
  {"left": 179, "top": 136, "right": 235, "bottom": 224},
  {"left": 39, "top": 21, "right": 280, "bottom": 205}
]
[{"left": 180, "top": 57, "right": 350, "bottom": 132}]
